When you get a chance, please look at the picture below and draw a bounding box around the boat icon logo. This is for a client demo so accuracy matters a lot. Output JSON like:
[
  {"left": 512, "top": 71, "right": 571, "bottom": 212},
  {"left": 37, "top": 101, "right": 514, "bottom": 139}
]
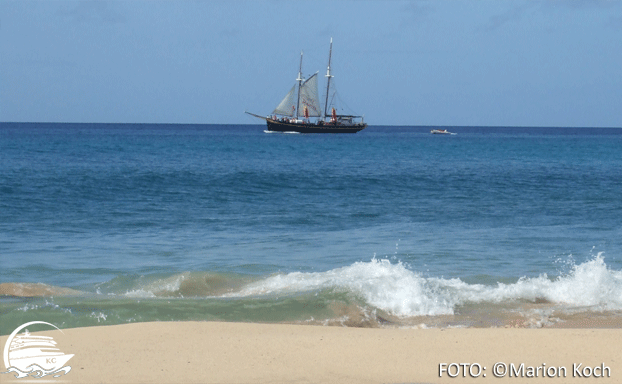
[{"left": 2, "top": 321, "right": 73, "bottom": 379}]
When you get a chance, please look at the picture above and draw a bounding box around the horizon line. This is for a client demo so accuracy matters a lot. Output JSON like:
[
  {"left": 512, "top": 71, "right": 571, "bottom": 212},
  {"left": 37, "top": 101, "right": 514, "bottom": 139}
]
[{"left": 2, "top": 122, "right": 622, "bottom": 129}]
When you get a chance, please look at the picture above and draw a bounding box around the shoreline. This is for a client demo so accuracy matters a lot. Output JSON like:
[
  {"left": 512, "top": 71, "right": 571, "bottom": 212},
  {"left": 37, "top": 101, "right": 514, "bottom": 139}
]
[{"left": 2, "top": 321, "right": 620, "bottom": 383}]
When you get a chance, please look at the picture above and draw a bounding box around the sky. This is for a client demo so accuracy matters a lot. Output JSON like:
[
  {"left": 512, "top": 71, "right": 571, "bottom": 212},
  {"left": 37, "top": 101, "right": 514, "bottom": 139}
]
[{"left": 1, "top": 0, "right": 621, "bottom": 127}]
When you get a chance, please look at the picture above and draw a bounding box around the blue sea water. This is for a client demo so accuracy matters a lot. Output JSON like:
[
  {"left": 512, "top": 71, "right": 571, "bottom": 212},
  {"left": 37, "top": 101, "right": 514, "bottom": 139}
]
[{"left": 1, "top": 123, "right": 621, "bottom": 333}]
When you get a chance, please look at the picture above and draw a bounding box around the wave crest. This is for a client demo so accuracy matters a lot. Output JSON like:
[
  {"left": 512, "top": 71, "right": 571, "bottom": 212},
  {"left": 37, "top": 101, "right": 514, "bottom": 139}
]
[
  {"left": 2, "top": 364, "right": 71, "bottom": 379},
  {"left": 225, "top": 254, "right": 622, "bottom": 317}
]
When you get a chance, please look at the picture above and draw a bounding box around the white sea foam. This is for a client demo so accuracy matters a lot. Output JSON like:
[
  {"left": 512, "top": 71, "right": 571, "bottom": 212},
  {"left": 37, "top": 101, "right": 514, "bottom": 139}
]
[
  {"left": 227, "top": 254, "right": 622, "bottom": 317},
  {"left": 116, "top": 254, "right": 622, "bottom": 318},
  {"left": 263, "top": 130, "right": 300, "bottom": 134},
  {"left": 228, "top": 258, "right": 460, "bottom": 316},
  {"left": 90, "top": 311, "right": 108, "bottom": 322},
  {"left": 123, "top": 273, "right": 187, "bottom": 298},
  {"left": 452, "top": 253, "right": 622, "bottom": 310}
]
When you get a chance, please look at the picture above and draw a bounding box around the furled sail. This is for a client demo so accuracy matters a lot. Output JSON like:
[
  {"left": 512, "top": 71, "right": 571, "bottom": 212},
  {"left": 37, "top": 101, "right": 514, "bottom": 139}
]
[
  {"left": 273, "top": 84, "right": 297, "bottom": 116},
  {"left": 298, "top": 73, "right": 322, "bottom": 117}
]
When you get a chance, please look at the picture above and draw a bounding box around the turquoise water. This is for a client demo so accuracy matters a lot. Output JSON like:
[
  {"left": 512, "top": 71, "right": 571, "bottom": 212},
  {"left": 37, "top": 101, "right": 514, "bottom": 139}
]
[{"left": 1, "top": 123, "right": 621, "bottom": 333}]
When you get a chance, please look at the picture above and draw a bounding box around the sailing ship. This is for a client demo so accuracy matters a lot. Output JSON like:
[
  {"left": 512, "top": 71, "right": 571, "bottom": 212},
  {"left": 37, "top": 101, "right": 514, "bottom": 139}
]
[{"left": 246, "top": 39, "right": 366, "bottom": 133}]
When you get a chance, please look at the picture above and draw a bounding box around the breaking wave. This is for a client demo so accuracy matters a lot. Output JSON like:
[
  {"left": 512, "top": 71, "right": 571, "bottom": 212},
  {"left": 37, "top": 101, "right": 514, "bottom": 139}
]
[
  {"left": 224, "top": 253, "right": 622, "bottom": 316},
  {"left": 2, "top": 254, "right": 620, "bottom": 321}
]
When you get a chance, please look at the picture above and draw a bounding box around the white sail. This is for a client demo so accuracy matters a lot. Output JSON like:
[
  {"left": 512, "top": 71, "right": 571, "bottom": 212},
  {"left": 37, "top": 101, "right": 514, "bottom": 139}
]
[
  {"left": 255, "top": 38, "right": 365, "bottom": 132},
  {"left": 273, "top": 84, "right": 296, "bottom": 116},
  {"left": 298, "top": 73, "right": 322, "bottom": 117}
]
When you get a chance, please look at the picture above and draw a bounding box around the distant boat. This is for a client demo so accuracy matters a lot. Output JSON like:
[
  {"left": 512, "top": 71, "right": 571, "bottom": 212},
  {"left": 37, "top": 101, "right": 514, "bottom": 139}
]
[
  {"left": 246, "top": 38, "right": 366, "bottom": 133},
  {"left": 431, "top": 129, "right": 456, "bottom": 135}
]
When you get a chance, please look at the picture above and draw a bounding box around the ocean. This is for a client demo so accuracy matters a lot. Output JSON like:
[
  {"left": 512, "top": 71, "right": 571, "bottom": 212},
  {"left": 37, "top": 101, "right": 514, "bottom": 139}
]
[{"left": 1, "top": 123, "right": 621, "bottom": 334}]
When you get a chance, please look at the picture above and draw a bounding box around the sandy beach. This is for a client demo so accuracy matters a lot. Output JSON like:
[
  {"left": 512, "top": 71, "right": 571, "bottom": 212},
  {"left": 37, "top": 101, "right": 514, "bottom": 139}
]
[{"left": 2, "top": 321, "right": 620, "bottom": 383}]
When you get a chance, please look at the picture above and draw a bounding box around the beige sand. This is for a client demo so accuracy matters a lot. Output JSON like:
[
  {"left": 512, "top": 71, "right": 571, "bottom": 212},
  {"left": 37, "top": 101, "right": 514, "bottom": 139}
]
[{"left": 2, "top": 322, "right": 620, "bottom": 383}]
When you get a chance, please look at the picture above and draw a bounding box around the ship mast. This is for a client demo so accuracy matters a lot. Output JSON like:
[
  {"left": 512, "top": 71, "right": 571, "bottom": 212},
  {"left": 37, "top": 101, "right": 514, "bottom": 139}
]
[
  {"left": 323, "top": 38, "right": 334, "bottom": 120},
  {"left": 295, "top": 51, "right": 303, "bottom": 119}
]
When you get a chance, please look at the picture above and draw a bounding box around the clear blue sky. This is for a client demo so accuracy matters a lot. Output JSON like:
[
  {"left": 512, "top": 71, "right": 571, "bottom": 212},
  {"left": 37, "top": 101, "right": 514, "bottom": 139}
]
[{"left": 2, "top": 0, "right": 621, "bottom": 127}]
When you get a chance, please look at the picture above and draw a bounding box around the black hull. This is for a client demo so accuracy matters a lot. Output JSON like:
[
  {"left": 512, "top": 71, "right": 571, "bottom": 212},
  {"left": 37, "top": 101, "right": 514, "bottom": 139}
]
[{"left": 266, "top": 119, "right": 366, "bottom": 134}]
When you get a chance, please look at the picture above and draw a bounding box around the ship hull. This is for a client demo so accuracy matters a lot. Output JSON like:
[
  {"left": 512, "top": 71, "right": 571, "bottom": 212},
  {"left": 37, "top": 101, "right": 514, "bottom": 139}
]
[
  {"left": 10, "top": 353, "right": 74, "bottom": 372},
  {"left": 267, "top": 119, "right": 366, "bottom": 134}
]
